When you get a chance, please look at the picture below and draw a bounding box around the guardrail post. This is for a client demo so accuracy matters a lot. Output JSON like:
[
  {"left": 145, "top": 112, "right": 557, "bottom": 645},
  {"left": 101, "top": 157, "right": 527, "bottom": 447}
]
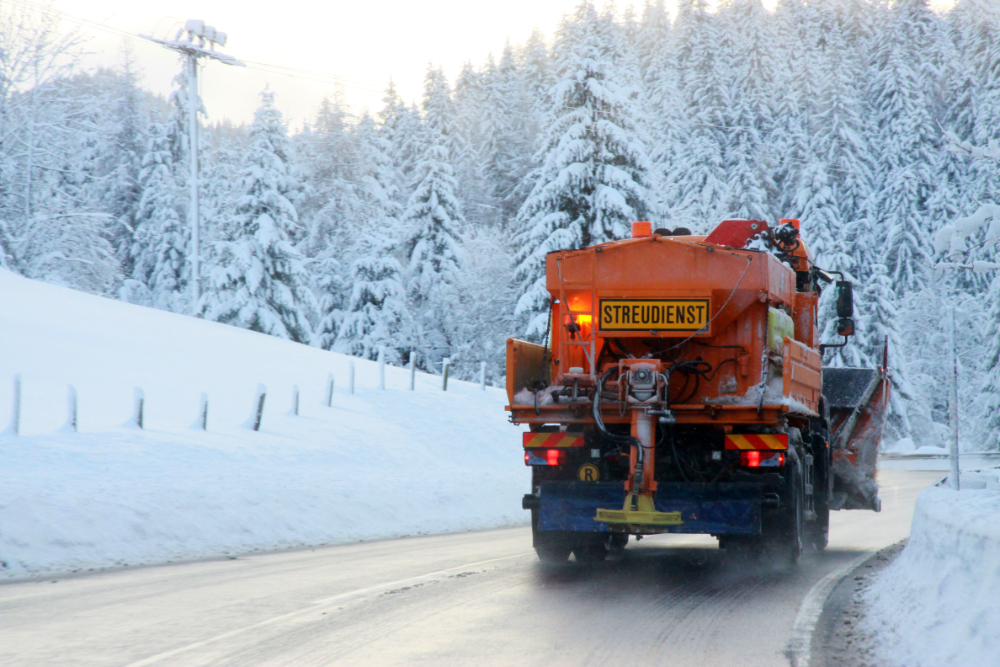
[
  {"left": 292, "top": 384, "right": 299, "bottom": 416},
  {"left": 245, "top": 384, "right": 266, "bottom": 431},
  {"left": 442, "top": 358, "right": 450, "bottom": 392},
  {"left": 378, "top": 348, "right": 386, "bottom": 390},
  {"left": 480, "top": 361, "right": 487, "bottom": 390},
  {"left": 349, "top": 361, "right": 355, "bottom": 395},
  {"left": 409, "top": 354, "right": 416, "bottom": 391},
  {"left": 65, "top": 385, "right": 78, "bottom": 433},
  {"left": 130, "top": 387, "right": 144, "bottom": 429},
  {"left": 325, "top": 373, "right": 334, "bottom": 406},
  {"left": 196, "top": 392, "right": 208, "bottom": 430},
  {"left": 5, "top": 374, "right": 21, "bottom": 435}
]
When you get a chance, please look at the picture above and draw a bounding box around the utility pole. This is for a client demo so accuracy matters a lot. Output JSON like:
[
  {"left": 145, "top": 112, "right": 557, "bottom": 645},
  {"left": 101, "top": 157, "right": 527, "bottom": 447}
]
[
  {"left": 948, "top": 304, "right": 961, "bottom": 490},
  {"left": 142, "top": 21, "right": 243, "bottom": 311}
]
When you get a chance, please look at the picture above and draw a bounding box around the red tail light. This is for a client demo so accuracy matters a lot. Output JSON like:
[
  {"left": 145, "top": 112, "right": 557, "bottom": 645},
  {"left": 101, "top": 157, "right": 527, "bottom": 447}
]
[
  {"left": 740, "top": 451, "right": 784, "bottom": 468},
  {"left": 524, "top": 449, "right": 567, "bottom": 466}
]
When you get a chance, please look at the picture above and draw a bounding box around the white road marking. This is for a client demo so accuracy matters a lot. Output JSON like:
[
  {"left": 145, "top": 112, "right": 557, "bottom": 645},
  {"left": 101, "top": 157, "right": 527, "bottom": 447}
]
[
  {"left": 125, "top": 552, "right": 532, "bottom": 667},
  {"left": 786, "top": 553, "right": 870, "bottom": 667}
]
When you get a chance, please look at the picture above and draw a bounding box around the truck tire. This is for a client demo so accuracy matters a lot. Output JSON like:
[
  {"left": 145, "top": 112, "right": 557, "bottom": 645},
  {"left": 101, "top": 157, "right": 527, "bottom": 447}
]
[
  {"left": 531, "top": 509, "right": 571, "bottom": 563},
  {"left": 805, "top": 429, "right": 831, "bottom": 551},
  {"left": 574, "top": 535, "right": 616, "bottom": 563},
  {"left": 806, "top": 505, "right": 830, "bottom": 551},
  {"left": 763, "top": 460, "right": 803, "bottom": 567},
  {"left": 536, "top": 543, "right": 572, "bottom": 563}
]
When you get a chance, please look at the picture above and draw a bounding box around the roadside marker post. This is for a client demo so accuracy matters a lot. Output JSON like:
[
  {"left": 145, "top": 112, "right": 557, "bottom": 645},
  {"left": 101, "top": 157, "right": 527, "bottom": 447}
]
[
  {"left": 378, "top": 349, "right": 386, "bottom": 390},
  {"left": 480, "top": 362, "right": 487, "bottom": 390},
  {"left": 442, "top": 358, "right": 450, "bottom": 392},
  {"left": 5, "top": 374, "right": 21, "bottom": 435},
  {"left": 349, "top": 362, "right": 355, "bottom": 395},
  {"left": 246, "top": 384, "right": 266, "bottom": 431},
  {"left": 196, "top": 392, "right": 208, "bottom": 430},
  {"left": 130, "top": 387, "right": 145, "bottom": 429},
  {"left": 409, "top": 355, "right": 416, "bottom": 391},
  {"left": 64, "top": 385, "right": 77, "bottom": 433},
  {"left": 325, "top": 373, "right": 334, "bottom": 406}
]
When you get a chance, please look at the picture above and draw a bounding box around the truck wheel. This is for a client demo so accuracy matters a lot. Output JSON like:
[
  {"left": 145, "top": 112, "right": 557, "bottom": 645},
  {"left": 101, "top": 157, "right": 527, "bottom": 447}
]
[
  {"left": 609, "top": 533, "right": 628, "bottom": 555},
  {"left": 806, "top": 504, "right": 829, "bottom": 551},
  {"left": 764, "top": 461, "right": 803, "bottom": 567},
  {"left": 573, "top": 538, "right": 610, "bottom": 564},
  {"left": 536, "top": 543, "right": 572, "bottom": 563},
  {"left": 532, "top": 509, "right": 571, "bottom": 563}
]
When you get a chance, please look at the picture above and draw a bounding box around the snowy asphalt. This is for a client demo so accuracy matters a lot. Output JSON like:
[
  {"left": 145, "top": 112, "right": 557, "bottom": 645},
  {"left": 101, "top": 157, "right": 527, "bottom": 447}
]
[{"left": 0, "top": 469, "right": 940, "bottom": 666}]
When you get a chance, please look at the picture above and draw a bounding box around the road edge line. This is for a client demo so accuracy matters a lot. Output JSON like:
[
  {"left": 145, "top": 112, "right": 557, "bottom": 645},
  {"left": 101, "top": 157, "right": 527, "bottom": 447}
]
[{"left": 785, "top": 552, "right": 870, "bottom": 667}]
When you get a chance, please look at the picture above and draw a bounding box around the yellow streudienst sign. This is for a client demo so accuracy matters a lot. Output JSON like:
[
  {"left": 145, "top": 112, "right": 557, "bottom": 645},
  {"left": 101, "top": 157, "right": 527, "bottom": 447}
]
[{"left": 598, "top": 299, "right": 710, "bottom": 332}]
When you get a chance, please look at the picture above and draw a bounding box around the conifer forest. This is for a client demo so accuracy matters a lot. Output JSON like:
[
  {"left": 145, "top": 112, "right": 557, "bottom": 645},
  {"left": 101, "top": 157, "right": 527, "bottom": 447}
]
[{"left": 2, "top": 0, "right": 1000, "bottom": 449}]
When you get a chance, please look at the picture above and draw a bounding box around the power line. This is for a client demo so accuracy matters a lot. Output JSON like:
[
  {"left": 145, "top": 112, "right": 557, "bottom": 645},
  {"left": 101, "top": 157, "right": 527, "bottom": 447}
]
[{"left": 8, "top": 0, "right": 422, "bottom": 100}]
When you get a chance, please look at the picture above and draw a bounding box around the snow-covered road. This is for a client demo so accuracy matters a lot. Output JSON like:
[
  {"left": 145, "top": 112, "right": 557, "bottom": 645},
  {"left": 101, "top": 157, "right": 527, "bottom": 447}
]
[{"left": 0, "top": 468, "right": 940, "bottom": 666}]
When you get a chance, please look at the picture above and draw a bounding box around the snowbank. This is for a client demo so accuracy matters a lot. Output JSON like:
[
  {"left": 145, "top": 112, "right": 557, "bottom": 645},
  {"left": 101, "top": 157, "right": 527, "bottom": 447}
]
[
  {"left": 862, "top": 470, "right": 1000, "bottom": 666},
  {"left": 0, "top": 270, "right": 526, "bottom": 579}
]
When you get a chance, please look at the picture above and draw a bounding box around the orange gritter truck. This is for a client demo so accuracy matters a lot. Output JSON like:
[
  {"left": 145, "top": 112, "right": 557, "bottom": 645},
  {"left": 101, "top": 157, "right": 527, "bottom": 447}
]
[{"left": 507, "top": 219, "right": 889, "bottom": 565}]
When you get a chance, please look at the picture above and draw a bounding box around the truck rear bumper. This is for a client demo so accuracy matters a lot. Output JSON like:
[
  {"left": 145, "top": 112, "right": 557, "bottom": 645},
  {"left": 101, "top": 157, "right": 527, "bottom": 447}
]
[{"left": 536, "top": 481, "right": 762, "bottom": 536}]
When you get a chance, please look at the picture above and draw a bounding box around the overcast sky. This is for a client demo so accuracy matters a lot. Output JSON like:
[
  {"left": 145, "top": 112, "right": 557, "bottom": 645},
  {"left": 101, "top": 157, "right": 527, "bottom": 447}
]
[{"left": 53, "top": 0, "right": 955, "bottom": 131}]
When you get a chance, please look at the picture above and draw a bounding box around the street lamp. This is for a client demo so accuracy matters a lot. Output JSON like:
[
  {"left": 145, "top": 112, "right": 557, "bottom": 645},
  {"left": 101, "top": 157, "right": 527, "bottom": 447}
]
[{"left": 141, "top": 22, "right": 244, "bottom": 311}]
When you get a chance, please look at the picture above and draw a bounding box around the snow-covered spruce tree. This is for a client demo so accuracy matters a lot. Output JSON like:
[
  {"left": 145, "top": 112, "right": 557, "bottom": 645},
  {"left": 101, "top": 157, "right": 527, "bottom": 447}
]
[
  {"left": 128, "top": 122, "right": 188, "bottom": 311},
  {"left": 770, "top": 0, "right": 817, "bottom": 219},
  {"left": 335, "top": 232, "right": 411, "bottom": 364},
  {"left": 102, "top": 49, "right": 146, "bottom": 279},
  {"left": 480, "top": 42, "right": 525, "bottom": 227},
  {"left": 452, "top": 61, "right": 487, "bottom": 226},
  {"left": 719, "top": 0, "right": 777, "bottom": 222},
  {"left": 810, "top": 19, "right": 875, "bottom": 269},
  {"left": 977, "top": 271, "right": 1000, "bottom": 450},
  {"left": 201, "top": 90, "right": 315, "bottom": 342},
  {"left": 513, "top": 1, "right": 656, "bottom": 337},
  {"left": 866, "top": 0, "right": 941, "bottom": 295},
  {"left": 637, "top": 0, "right": 671, "bottom": 86},
  {"left": 402, "top": 66, "right": 465, "bottom": 369},
  {"left": 665, "top": 0, "right": 728, "bottom": 231},
  {"left": 318, "top": 113, "right": 410, "bottom": 354},
  {"left": 855, "top": 262, "right": 920, "bottom": 444}
]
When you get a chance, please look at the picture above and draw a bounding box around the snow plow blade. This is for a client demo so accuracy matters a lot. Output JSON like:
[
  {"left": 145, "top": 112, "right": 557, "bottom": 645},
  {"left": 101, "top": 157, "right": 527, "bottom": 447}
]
[{"left": 822, "top": 367, "right": 890, "bottom": 511}]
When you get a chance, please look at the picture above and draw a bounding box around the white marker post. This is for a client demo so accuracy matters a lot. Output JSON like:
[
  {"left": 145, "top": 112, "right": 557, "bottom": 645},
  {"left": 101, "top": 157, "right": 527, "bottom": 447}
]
[
  {"left": 949, "top": 305, "right": 961, "bottom": 490},
  {"left": 349, "top": 361, "right": 355, "bottom": 395},
  {"left": 325, "top": 373, "right": 334, "bottom": 407},
  {"left": 442, "top": 358, "right": 450, "bottom": 392},
  {"left": 196, "top": 392, "right": 208, "bottom": 430},
  {"left": 65, "top": 385, "right": 78, "bottom": 433},
  {"left": 480, "top": 361, "right": 487, "bottom": 390},
  {"left": 5, "top": 374, "right": 21, "bottom": 435},
  {"left": 130, "top": 387, "right": 145, "bottom": 429},
  {"left": 378, "top": 348, "right": 386, "bottom": 390},
  {"left": 409, "top": 354, "right": 416, "bottom": 391}
]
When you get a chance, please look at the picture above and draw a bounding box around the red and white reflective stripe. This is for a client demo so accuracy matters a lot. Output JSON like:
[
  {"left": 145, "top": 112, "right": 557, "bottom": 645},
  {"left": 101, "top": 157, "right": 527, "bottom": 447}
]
[
  {"left": 725, "top": 434, "right": 788, "bottom": 450},
  {"left": 523, "top": 432, "right": 584, "bottom": 448}
]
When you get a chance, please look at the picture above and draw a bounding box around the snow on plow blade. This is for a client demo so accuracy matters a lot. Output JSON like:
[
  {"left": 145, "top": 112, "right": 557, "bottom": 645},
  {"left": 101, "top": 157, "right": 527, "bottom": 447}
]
[{"left": 823, "top": 367, "right": 890, "bottom": 511}]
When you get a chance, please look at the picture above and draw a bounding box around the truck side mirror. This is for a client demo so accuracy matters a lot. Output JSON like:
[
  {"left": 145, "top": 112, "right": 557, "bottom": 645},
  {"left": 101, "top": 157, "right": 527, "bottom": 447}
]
[
  {"left": 837, "top": 318, "right": 855, "bottom": 337},
  {"left": 836, "top": 281, "right": 854, "bottom": 319}
]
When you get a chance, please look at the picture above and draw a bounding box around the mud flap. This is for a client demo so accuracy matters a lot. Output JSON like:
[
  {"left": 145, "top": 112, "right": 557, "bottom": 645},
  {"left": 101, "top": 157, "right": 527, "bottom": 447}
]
[{"left": 822, "top": 367, "right": 889, "bottom": 511}]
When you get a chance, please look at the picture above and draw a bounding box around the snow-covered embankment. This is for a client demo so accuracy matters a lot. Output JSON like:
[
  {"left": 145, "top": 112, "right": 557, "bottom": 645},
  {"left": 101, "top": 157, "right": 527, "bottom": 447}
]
[
  {"left": 862, "top": 469, "right": 1000, "bottom": 666},
  {"left": 0, "top": 270, "right": 526, "bottom": 579}
]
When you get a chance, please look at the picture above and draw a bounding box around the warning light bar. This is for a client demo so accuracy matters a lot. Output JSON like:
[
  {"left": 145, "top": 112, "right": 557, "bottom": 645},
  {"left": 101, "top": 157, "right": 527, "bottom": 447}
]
[
  {"left": 524, "top": 449, "right": 567, "bottom": 466},
  {"left": 740, "top": 450, "right": 785, "bottom": 468}
]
